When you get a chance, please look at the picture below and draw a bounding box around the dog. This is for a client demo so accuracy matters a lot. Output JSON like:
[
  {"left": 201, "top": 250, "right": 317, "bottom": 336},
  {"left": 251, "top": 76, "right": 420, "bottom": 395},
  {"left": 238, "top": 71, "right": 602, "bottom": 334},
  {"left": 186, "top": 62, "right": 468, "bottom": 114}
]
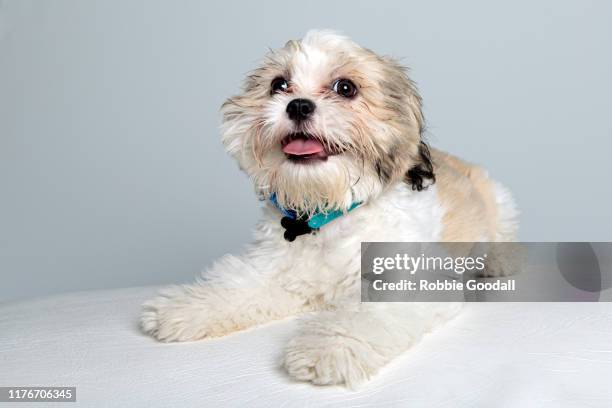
[{"left": 141, "top": 30, "right": 518, "bottom": 388}]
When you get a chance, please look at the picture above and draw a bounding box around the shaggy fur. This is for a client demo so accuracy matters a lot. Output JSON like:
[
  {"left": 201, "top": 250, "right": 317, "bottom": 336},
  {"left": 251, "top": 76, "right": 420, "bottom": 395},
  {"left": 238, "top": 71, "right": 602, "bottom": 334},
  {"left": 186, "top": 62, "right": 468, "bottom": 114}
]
[{"left": 141, "top": 30, "right": 518, "bottom": 388}]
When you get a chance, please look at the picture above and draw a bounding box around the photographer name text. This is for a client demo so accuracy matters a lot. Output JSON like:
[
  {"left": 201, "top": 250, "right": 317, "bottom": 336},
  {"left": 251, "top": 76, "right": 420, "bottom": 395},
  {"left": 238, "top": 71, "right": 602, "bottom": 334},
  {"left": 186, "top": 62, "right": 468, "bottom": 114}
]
[{"left": 371, "top": 279, "right": 515, "bottom": 292}]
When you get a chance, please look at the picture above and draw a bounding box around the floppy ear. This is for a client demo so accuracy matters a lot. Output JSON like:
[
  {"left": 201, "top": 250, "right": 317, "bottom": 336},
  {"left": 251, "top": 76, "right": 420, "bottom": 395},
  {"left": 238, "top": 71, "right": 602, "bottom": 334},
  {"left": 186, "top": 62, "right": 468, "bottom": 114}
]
[
  {"left": 376, "top": 57, "right": 435, "bottom": 191},
  {"left": 405, "top": 140, "right": 435, "bottom": 191}
]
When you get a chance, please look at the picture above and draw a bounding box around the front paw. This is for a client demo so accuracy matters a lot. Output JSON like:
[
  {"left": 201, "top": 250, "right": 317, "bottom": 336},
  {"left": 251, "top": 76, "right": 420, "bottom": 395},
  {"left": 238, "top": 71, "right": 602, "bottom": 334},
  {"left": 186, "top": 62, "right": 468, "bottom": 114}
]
[
  {"left": 283, "top": 333, "right": 386, "bottom": 388},
  {"left": 140, "top": 286, "right": 229, "bottom": 342}
]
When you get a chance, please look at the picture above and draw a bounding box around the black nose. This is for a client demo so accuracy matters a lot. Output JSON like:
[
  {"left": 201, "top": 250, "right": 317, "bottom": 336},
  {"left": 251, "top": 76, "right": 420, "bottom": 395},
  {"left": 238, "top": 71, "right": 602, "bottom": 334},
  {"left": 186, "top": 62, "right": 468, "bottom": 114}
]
[{"left": 286, "top": 98, "right": 315, "bottom": 121}]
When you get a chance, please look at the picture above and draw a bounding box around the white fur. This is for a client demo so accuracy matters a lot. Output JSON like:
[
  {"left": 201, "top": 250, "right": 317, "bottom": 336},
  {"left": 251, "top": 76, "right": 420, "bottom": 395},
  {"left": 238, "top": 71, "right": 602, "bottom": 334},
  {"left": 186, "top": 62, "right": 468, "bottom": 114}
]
[
  {"left": 142, "top": 184, "right": 462, "bottom": 387},
  {"left": 493, "top": 181, "right": 519, "bottom": 241}
]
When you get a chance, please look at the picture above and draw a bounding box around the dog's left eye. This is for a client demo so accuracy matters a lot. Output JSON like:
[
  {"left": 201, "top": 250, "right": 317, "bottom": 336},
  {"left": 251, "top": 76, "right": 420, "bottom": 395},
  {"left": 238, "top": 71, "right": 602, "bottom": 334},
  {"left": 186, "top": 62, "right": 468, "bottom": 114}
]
[{"left": 332, "top": 79, "right": 358, "bottom": 98}]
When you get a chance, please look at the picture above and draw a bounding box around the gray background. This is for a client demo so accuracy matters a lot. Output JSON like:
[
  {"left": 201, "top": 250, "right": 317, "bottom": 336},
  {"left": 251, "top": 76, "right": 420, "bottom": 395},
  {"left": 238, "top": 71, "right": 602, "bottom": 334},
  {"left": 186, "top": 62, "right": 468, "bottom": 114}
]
[{"left": 1, "top": 0, "right": 611, "bottom": 301}]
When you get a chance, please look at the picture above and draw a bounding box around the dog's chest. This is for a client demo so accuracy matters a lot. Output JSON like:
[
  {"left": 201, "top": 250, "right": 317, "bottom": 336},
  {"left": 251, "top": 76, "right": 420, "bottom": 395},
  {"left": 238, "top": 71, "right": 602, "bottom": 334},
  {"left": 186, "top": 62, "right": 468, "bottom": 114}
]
[{"left": 275, "top": 185, "right": 444, "bottom": 297}]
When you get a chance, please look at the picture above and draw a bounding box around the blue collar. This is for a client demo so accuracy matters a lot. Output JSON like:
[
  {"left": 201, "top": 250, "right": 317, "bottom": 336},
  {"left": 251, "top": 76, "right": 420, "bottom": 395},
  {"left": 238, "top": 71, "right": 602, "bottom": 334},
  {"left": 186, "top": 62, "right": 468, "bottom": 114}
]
[{"left": 269, "top": 193, "right": 361, "bottom": 230}]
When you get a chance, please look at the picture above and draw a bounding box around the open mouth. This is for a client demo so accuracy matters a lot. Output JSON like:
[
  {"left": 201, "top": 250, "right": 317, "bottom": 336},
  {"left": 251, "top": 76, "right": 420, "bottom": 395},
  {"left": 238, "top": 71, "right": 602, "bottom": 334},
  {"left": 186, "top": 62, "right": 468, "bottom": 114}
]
[{"left": 281, "top": 133, "right": 336, "bottom": 163}]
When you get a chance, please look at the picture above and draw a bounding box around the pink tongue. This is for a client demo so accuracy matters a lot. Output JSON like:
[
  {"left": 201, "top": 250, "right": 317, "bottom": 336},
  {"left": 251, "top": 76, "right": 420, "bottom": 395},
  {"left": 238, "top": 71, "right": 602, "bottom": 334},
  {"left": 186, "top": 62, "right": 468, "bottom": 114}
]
[{"left": 282, "top": 138, "right": 325, "bottom": 156}]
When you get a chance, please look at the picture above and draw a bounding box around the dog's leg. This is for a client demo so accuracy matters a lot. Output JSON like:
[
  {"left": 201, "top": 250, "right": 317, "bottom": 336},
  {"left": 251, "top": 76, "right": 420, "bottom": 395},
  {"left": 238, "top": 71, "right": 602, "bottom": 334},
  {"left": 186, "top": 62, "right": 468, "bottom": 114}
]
[
  {"left": 283, "top": 302, "right": 461, "bottom": 388},
  {"left": 141, "top": 254, "right": 311, "bottom": 342}
]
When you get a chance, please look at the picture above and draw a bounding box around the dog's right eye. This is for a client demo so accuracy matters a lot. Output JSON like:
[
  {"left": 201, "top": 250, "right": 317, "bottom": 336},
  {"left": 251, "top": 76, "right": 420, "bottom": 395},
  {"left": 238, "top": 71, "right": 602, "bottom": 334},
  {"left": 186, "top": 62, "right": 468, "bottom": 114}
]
[{"left": 271, "top": 77, "right": 289, "bottom": 94}]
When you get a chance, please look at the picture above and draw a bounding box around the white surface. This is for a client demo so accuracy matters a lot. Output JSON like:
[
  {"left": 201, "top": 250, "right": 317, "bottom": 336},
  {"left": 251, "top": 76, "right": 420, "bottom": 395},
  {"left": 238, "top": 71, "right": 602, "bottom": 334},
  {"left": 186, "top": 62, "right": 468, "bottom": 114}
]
[{"left": 1, "top": 287, "right": 612, "bottom": 407}]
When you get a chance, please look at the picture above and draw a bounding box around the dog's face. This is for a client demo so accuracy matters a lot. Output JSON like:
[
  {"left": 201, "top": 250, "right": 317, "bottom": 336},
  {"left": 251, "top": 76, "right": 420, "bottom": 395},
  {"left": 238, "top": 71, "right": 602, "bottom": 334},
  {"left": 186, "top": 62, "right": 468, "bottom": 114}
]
[{"left": 221, "top": 30, "right": 432, "bottom": 215}]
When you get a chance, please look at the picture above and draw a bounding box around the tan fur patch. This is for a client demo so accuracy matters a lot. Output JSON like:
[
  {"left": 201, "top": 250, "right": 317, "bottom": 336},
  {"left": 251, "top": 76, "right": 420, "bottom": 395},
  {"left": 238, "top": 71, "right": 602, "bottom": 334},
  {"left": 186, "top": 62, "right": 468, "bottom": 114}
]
[{"left": 431, "top": 149, "right": 503, "bottom": 241}]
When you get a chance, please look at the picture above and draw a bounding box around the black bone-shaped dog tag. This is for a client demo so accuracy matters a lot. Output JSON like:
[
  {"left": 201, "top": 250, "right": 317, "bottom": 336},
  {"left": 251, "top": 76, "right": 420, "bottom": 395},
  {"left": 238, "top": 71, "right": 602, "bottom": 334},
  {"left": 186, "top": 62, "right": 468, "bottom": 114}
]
[{"left": 280, "top": 217, "right": 314, "bottom": 242}]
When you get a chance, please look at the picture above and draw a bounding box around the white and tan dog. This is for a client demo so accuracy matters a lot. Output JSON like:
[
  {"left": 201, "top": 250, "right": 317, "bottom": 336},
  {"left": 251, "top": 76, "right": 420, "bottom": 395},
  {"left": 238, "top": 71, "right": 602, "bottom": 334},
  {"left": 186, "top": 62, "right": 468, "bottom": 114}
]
[{"left": 141, "top": 30, "right": 518, "bottom": 388}]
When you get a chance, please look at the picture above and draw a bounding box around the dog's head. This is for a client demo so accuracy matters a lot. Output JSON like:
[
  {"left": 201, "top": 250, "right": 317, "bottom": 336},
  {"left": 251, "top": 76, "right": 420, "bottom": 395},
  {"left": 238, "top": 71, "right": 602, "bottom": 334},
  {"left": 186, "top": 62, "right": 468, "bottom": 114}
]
[{"left": 221, "top": 30, "right": 434, "bottom": 215}]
